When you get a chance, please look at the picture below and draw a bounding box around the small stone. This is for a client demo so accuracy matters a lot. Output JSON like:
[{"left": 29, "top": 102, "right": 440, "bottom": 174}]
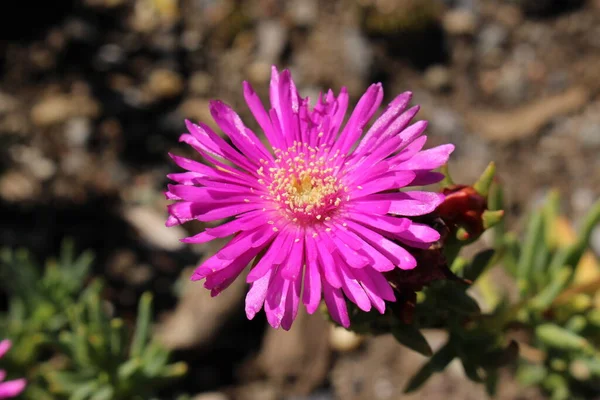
[
  {"left": 467, "top": 86, "right": 589, "bottom": 142},
  {"left": 178, "top": 98, "right": 220, "bottom": 133},
  {"left": 496, "top": 64, "right": 527, "bottom": 104},
  {"left": 496, "top": 4, "right": 523, "bottom": 27},
  {"left": 443, "top": 9, "right": 477, "bottom": 35},
  {"left": 123, "top": 206, "right": 186, "bottom": 251},
  {"left": 146, "top": 69, "right": 184, "bottom": 99},
  {"left": 31, "top": 96, "right": 72, "bottom": 126},
  {"left": 423, "top": 65, "right": 452, "bottom": 92},
  {"left": 189, "top": 72, "right": 213, "bottom": 96},
  {"left": 0, "top": 170, "right": 40, "bottom": 202},
  {"left": 429, "top": 107, "right": 464, "bottom": 137},
  {"left": 477, "top": 24, "right": 508, "bottom": 56},
  {"left": 246, "top": 61, "right": 273, "bottom": 84},
  {"left": 124, "top": 264, "right": 154, "bottom": 286},
  {"left": 192, "top": 392, "right": 229, "bottom": 400},
  {"left": 287, "top": 0, "right": 318, "bottom": 26},
  {"left": 31, "top": 94, "right": 100, "bottom": 127},
  {"left": 578, "top": 120, "right": 600, "bottom": 148},
  {"left": 10, "top": 146, "right": 56, "bottom": 181},
  {"left": 0, "top": 92, "right": 19, "bottom": 115},
  {"left": 96, "top": 44, "right": 125, "bottom": 68},
  {"left": 65, "top": 117, "right": 92, "bottom": 148},
  {"left": 571, "top": 188, "right": 596, "bottom": 218},
  {"left": 329, "top": 326, "right": 363, "bottom": 352},
  {"left": 181, "top": 30, "right": 203, "bottom": 51},
  {"left": 256, "top": 20, "right": 287, "bottom": 63},
  {"left": 343, "top": 27, "right": 372, "bottom": 79}
]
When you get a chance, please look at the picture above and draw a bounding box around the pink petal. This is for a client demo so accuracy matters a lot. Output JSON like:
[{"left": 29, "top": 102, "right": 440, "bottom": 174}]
[
  {"left": 350, "top": 171, "right": 416, "bottom": 198},
  {"left": 350, "top": 268, "right": 387, "bottom": 313},
  {"left": 167, "top": 184, "right": 250, "bottom": 202},
  {"left": 333, "top": 83, "right": 383, "bottom": 155},
  {"left": 346, "top": 212, "right": 411, "bottom": 233},
  {"left": 185, "top": 121, "right": 258, "bottom": 173},
  {"left": 0, "top": 379, "right": 26, "bottom": 398},
  {"left": 323, "top": 281, "right": 350, "bottom": 328},
  {"left": 370, "top": 105, "right": 422, "bottom": 152},
  {"left": 243, "top": 81, "right": 283, "bottom": 150},
  {"left": 209, "top": 100, "right": 273, "bottom": 163},
  {"left": 0, "top": 341, "right": 10, "bottom": 359},
  {"left": 321, "top": 88, "right": 349, "bottom": 146},
  {"left": 203, "top": 247, "right": 261, "bottom": 295},
  {"left": 345, "top": 220, "right": 417, "bottom": 270},
  {"left": 338, "top": 262, "right": 372, "bottom": 312},
  {"left": 265, "top": 273, "right": 289, "bottom": 329},
  {"left": 247, "top": 231, "right": 293, "bottom": 282},
  {"left": 182, "top": 211, "right": 267, "bottom": 244},
  {"left": 281, "top": 277, "right": 302, "bottom": 330},
  {"left": 245, "top": 268, "right": 274, "bottom": 320},
  {"left": 331, "top": 225, "right": 395, "bottom": 272},
  {"left": 302, "top": 235, "right": 322, "bottom": 314},
  {"left": 280, "top": 234, "right": 304, "bottom": 281},
  {"left": 409, "top": 171, "right": 445, "bottom": 186},
  {"left": 329, "top": 233, "right": 370, "bottom": 269},
  {"left": 354, "top": 92, "right": 412, "bottom": 154},
  {"left": 358, "top": 191, "right": 445, "bottom": 216},
  {"left": 315, "top": 235, "right": 344, "bottom": 288},
  {"left": 394, "top": 222, "right": 441, "bottom": 248},
  {"left": 396, "top": 144, "right": 455, "bottom": 170}
]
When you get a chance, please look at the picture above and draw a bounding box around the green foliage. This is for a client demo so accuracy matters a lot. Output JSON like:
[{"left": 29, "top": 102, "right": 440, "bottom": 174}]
[
  {"left": 0, "top": 241, "right": 188, "bottom": 399},
  {"left": 342, "top": 162, "right": 600, "bottom": 399},
  {"left": 45, "top": 290, "right": 187, "bottom": 400}
]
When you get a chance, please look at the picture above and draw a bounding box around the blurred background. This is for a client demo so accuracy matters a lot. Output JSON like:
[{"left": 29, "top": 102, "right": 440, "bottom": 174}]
[{"left": 0, "top": 0, "right": 599, "bottom": 399}]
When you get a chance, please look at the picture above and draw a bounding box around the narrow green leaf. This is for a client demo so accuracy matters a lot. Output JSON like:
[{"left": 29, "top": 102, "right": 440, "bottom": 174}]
[
  {"left": 439, "top": 164, "right": 454, "bottom": 187},
  {"left": 118, "top": 358, "right": 142, "bottom": 381},
  {"left": 473, "top": 162, "right": 495, "bottom": 197},
  {"left": 404, "top": 342, "right": 455, "bottom": 393},
  {"left": 157, "top": 362, "right": 188, "bottom": 378},
  {"left": 485, "top": 372, "right": 499, "bottom": 397},
  {"left": 517, "top": 210, "right": 545, "bottom": 294},
  {"left": 463, "top": 249, "right": 495, "bottom": 282},
  {"left": 403, "top": 363, "right": 433, "bottom": 393},
  {"left": 528, "top": 268, "right": 572, "bottom": 311},
  {"left": 517, "top": 364, "right": 547, "bottom": 386},
  {"left": 110, "top": 318, "right": 124, "bottom": 357},
  {"left": 70, "top": 380, "right": 101, "bottom": 400},
  {"left": 437, "top": 283, "right": 480, "bottom": 315},
  {"left": 482, "top": 210, "right": 504, "bottom": 230},
  {"left": 450, "top": 256, "right": 468, "bottom": 274},
  {"left": 89, "top": 386, "right": 114, "bottom": 400},
  {"left": 565, "top": 315, "right": 587, "bottom": 334},
  {"left": 391, "top": 324, "right": 433, "bottom": 357},
  {"left": 542, "top": 190, "right": 560, "bottom": 251},
  {"left": 536, "top": 324, "right": 591, "bottom": 353},
  {"left": 549, "top": 199, "right": 600, "bottom": 275},
  {"left": 130, "top": 292, "right": 152, "bottom": 358},
  {"left": 488, "top": 181, "right": 505, "bottom": 247}
]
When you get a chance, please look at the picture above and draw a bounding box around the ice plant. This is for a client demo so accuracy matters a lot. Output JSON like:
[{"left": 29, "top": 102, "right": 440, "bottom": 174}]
[
  {"left": 0, "top": 340, "right": 26, "bottom": 399},
  {"left": 166, "top": 66, "right": 454, "bottom": 329}
]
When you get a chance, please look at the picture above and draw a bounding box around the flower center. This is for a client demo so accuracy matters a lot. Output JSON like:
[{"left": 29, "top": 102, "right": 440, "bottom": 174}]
[{"left": 262, "top": 142, "right": 346, "bottom": 223}]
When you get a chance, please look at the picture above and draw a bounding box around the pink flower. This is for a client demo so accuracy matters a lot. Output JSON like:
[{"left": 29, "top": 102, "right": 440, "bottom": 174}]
[
  {"left": 0, "top": 340, "right": 26, "bottom": 399},
  {"left": 167, "top": 66, "right": 454, "bottom": 329}
]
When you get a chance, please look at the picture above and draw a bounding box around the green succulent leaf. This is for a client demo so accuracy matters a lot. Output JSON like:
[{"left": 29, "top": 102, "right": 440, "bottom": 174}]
[{"left": 391, "top": 323, "right": 433, "bottom": 357}]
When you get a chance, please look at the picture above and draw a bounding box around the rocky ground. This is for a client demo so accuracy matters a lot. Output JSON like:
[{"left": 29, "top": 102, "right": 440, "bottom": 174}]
[{"left": 1, "top": 0, "right": 599, "bottom": 399}]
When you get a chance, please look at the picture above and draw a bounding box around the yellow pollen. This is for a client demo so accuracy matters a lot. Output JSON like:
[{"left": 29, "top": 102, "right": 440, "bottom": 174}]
[{"left": 262, "top": 143, "right": 346, "bottom": 223}]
